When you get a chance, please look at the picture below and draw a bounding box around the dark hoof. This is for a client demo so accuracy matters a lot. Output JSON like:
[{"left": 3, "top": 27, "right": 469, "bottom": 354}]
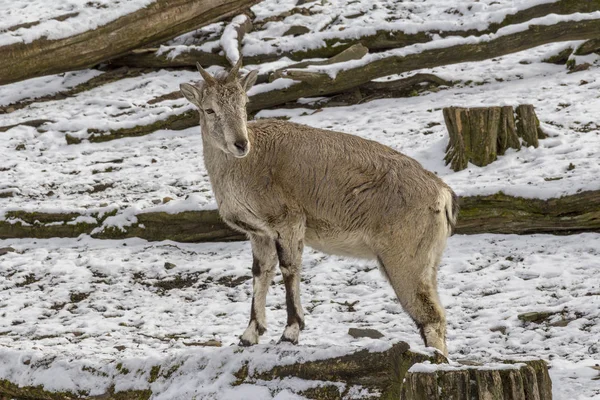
[
  {"left": 238, "top": 337, "right": 256, "bottom": 347},
  {"left": 278, "top": 335, "right": 298, "bottom": 345}
]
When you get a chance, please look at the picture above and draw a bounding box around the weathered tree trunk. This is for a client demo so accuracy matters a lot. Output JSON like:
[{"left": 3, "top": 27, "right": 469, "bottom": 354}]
[
  {"left": 401, "top": 360, "right": 552, "bottom": 400},
  {"left": 0, "top": 0, "right": 261, "bottom": 85},
  {"left": 2, "top": 191, "right": 600, "bottom": 241},
  {"left": 444, "top": 106, "right": 523, "bottom": 172},
  {"left": 110, "top": 0, "right": 600, "bottom": 69}
]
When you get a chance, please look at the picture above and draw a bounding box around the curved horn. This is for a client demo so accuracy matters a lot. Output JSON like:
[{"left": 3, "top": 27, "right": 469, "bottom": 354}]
[
  {"left": 196, "top": 62, "right": 217, "bottom": 85},
  {"left": 226, "top": 58, "right": 243, "bottom": 83}
]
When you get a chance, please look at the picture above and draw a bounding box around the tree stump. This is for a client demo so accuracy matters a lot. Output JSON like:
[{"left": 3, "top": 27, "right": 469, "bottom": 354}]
[
  {"left": 402, "top": 360, "right": 552, "bottom": 400},
  {"left": 444, "top": 105, "right": 544, "bottom": 172},
  {"left": 516, "top": 104, "right": 546, "bottom": 146}
]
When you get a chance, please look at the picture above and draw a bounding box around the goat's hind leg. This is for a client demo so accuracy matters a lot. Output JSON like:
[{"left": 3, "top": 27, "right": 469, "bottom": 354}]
[
  {"left": 240, "top": 235, "right": 278, "bottom": 346},
  {"left": 377, "top": 251, "right": 448, "bottom": 356}
]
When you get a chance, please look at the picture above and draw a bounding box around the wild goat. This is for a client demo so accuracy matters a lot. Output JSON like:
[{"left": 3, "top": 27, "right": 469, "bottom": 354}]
[{"left": 180, "top": 60, "right": 458, "bottom": 356}]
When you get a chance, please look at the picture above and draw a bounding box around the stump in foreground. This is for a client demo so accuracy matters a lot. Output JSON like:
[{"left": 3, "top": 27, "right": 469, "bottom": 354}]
[
  {"left": 402, "top": 360, "right": 552, "bottom": 400},
  {"left": 443, "top": 105, "right": 545, "bottom": 172}
]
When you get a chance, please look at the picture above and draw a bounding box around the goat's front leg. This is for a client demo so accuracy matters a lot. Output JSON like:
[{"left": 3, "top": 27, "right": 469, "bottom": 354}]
[
  {"left": 275, "top": 226, "right": 305, "bottom": 344},
  {"left": 239, "top": 235, "right": 278, "bottom": 346}
]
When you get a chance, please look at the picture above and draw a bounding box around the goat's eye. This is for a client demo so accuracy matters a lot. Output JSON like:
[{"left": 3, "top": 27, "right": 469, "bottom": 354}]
[{"left": 205, "top": 108, "right": 215, "bottom": 115}]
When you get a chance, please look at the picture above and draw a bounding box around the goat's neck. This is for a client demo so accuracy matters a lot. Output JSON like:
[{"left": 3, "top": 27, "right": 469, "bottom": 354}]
[{"left": 199, "top": 122, "right": 238, "bottom": 189}]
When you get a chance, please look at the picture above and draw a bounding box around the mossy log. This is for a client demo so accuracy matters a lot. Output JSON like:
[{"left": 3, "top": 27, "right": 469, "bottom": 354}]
[
  {"left": 110, "top": 0, "right": 600, "bottom": 69},
  {"left": 574, "top": 37, "right": 600, "bottom": 55},
  {"left": 1, "top": 191, "right": 600, "bottom": 241},
  {"left": 249, "top": 18, "right": 600, "bottom": 114},
  {"left": 401, "top": 360, "right": 552, "bottom": 400},
  {"left": 75, "top": 17, "right": 600, "bottom": 142},
  {"left": 0, "top": 0, "right": 261, "bottom": 85},
  {"left": 235, "top": 342, "right": 447, "bottom": 400},
  {"left": 0, "top": 379, "right": 151, "bottom": 400},
  {"left": 443, "top": 106, "right": 524, "bottom": 172}
]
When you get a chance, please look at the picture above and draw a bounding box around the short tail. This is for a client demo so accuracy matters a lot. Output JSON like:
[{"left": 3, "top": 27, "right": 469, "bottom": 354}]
[{"left": 443, "top": 189, "right": 459, "bottom": 235}]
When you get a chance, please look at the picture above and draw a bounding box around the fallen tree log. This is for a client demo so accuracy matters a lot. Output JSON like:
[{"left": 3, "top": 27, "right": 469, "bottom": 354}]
[
  {"left": 2, "top": 191, "right": 599, "bottom": 241},
  {"left": 75, "top": 16, "right": 600, "bottom": 142},
  {"left": 0, "top": 0, "right": 261, "bottom": 85},
  {"left": 0, "top": 67, "right": 146, "bottom": 115},
  {"left": 248, "top": 16, "right": 600, "bottom": 112},
  {"left": 110, "top": 0, "right": 600, "bottom": 69},
  {"left": 235, "top": 341, "right": 447, "bottom": 399}
]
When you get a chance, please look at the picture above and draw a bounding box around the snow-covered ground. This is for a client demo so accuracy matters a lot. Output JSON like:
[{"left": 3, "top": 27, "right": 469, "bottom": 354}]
[
  {"left": 0, "top": 234, "right": 599, "bottom": 398},
  {"left": 2, "top": 0, "right": 600, "bottom": 398},
  {"left": 1, "top": 41, "right": 600, "bottom": 224}
]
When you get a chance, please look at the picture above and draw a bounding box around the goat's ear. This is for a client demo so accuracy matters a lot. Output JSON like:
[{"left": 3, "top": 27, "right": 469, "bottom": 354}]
[
  {"left": 240, "top": 70, "right": 258, "bottom": 92},
  {"left": 180, "top": 83, "right": 203, "bottom": 107}
]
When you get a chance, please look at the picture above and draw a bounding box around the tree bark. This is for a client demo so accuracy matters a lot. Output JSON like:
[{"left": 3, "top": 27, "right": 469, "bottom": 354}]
[
  {"left": 444, "top": 106, "right": 525, "bottom": 172},
  {"left": 516, "top": 104, "right": 546, "bottom": 147},
  {"left": 0, "top": 0, "right": 261, "bottom": 85},
  {"left": 2, "top": 191, "right": 600, "bottom": 241},
  {"left": 574, "top": 37, "right": 600, "bottom": 55},
  {"left": 234, "top": 342, "right": 447, "bottom": 400},
  {"left": 401, "top": 361, "right": 552, "bottom": 400},
  {"left": 83, "top": 16, "right": 600, "bottom": 142},
  {"left": 110, "top": 0, "right": 600, "bottom": 69}
]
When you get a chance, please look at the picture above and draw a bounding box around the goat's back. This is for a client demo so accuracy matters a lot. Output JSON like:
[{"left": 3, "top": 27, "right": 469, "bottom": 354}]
[{"left": 245, "top": 120, "right": 453, "bottom": 239}]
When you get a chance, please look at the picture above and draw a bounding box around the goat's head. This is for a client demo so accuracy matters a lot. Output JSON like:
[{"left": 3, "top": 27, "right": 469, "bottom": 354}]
[{"left": 180, "top": 59, "right": 258, "bottom": 158}]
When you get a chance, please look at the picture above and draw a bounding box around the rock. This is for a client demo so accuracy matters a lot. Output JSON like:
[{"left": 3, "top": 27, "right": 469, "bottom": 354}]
[
  {"left": 574, "top": 38, "right": 600, "bottom": 55},
  {"left": 0, "top": 246, "right": 16, "bottom": 256},
  {"left": 283, "top": 25, "right": 310, "bottom": 36},
  {"left": 164, "top": 262, "right": 177, "bottom": 270},
  {"left": 162, "top": 197, "right": 173, "bottom": 204},
  {"left": 517, "top": 311, "right": 557, "bottom": 324},
  {"left": 542, "top": 47, "right": 573, "bottom": 64},
  {"left": 348, "top": 327, "right": 384, "bottom": 339},
  {"left": 567, "top": 62, "right": 591, "bottom": 74}
]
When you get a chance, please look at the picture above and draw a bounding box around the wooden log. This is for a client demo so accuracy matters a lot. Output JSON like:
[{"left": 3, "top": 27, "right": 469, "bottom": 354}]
[
  {"left": 443, "top": 107, "right": 470, "bottom": 172},
  {"left": 443, "top": 107, "right": 502, "bottom": 170},
  {"left": 269, "top": 43, "right": 369, "bottom": 81},
  {"left": 91, "top": 16, "right": 600, "bottom": 141},
  {"left": 111, "top": 0, "right": 600, "bottom": 69},
  {"left": 516, "top": 104, "right": 545, "bottom": 147},
  {"left": 574, "top": 37, "right": 600, "bottom": 55},
  {"left": 237, "top": 342, "right": 447, "bottom": 400},
  {"left": 444, "top": 105, "right": 534, "bottom": 172},
  {"left": 0, "top": 0, "right": 261, "bottom": 85},
  {"left": 401, "top": 360, "right": 552, "bottom": 400},
  {"left": 498, "top": 106, "right": 521, "bottom": 155},
  {"left": 1, "top": 190, "right": 600, "bottom": 241}
]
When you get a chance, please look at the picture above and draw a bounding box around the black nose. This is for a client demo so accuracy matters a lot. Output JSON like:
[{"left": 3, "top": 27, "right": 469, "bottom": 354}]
[{"left": 234, "top": 140, "right": 248, "bottom": 153}]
